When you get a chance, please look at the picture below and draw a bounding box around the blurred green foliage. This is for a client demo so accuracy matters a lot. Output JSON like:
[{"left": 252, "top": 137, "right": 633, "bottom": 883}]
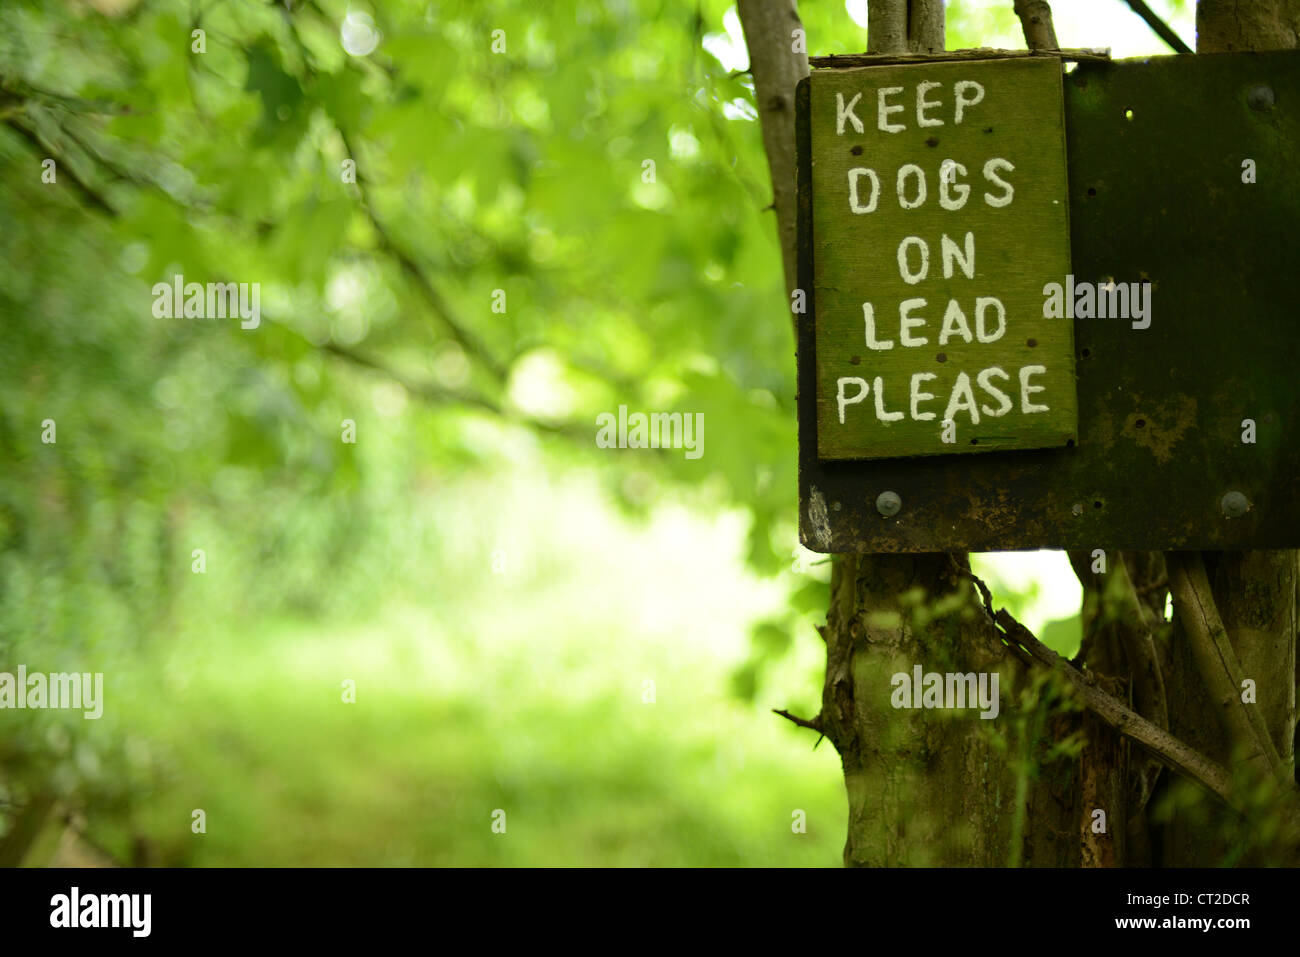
[{"left": 0, "top": 0, "right": 879, "bottom": 865}]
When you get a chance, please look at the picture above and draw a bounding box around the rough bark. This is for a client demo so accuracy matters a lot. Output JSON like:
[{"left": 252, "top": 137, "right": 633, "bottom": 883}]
[
  {"left": 868, "top": 0, "right": 945, "bottom": 55},
  {"left": 820, "top": 555, "right": 1078, "bottom": 865},
  {"left": 1068, "top": 549, "right": 1174, "bottom": 866},
  {"left": 1196, "top": 0, "right": 1300, "bottom": 52}
]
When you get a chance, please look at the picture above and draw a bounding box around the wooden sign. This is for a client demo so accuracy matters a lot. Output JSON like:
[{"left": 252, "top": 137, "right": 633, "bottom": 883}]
[
  {"left": 810, "top": 57, "right": 1077, "bottom": 461},
  {"left": 796, "top": 51, "right": 1300, "bottom": 552}
]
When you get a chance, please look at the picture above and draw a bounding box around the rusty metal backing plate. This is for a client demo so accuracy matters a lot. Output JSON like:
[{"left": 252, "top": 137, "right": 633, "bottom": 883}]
[{"left": 797, "top": 51, "right": 1300, "bottom": 552}]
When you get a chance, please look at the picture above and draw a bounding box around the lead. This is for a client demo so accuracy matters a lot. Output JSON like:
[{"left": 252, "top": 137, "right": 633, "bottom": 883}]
[{"left": 864, "top": 297, "right": 1006, "bottom": 350}]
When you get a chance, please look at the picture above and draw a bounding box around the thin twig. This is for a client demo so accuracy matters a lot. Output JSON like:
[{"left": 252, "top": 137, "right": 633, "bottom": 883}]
[
  {"left": 773, "top": 708, "right": 823, "bottom": 733},
  {"left": 1121, "top": 0, "right": 1193, "bottom": 54}
]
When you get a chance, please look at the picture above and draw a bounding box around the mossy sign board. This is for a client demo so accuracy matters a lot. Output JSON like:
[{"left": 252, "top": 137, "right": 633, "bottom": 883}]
[
  {"left": 796, "top": 51, "right": 1300, "bottom": 552},
  {"left": 809, "top": 57, "right": 1077, "bottom": 461}
]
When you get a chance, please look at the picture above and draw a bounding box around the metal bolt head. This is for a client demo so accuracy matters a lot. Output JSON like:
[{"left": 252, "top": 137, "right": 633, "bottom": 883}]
[
  {"left": 876, "top": 490, "right": 902, "bottom": 517},
  {"left": 1220, "top": 490, "right": 1251, "bottom": 518},
  {"left": 1248, "top": 85, "right": 1275, "bottom": 111}
]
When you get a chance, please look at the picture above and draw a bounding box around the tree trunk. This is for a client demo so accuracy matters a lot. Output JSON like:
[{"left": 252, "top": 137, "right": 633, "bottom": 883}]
[
  {"left": 740, "top": 0, "right": 1074, "bottom": 867},
  {"left": 820, "top": 554, "right": 1079, "bottom": 865}
]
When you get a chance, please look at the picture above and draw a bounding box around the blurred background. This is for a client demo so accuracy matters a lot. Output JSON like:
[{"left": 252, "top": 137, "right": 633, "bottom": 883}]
[{"left": 0, "top": 0, "right": 1188, "bottom": 866}]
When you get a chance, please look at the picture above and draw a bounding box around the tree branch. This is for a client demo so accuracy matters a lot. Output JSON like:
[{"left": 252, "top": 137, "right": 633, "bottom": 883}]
[
  {"left": 320, "top": 341, "right": 501, "bottom": 415},
  {"left": 2, "top": 116, "right": 118, "bottom": 217},
  {"left": 1013, "top": 0, "right": 1059, "bottom": 51},
  {"left": 337, "top": 128, "right": 508, "bottom": 383},
  {"left": 1166, "top": 551, "right": 1283, "bottom": 779},
  {"left": 317, "top": 339, "right": 593, "bottom": 441},
  {"left": 735, "top": 0, "right": 808, "bottom": 309},
  {"left": 957, "top": 561, "right": 1237, "bottom": 809},
  {"left": 1122, "top": 0, "right": 1193, "bottom": 54},
  {"left": 994, "top": 603, "right": 1237, "bottom": 809}
]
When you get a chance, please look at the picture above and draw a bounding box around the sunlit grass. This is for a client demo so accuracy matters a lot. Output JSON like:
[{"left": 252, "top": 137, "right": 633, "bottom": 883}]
[{"left": 91, "top": 471, "right": 845, "bottom": 866}]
